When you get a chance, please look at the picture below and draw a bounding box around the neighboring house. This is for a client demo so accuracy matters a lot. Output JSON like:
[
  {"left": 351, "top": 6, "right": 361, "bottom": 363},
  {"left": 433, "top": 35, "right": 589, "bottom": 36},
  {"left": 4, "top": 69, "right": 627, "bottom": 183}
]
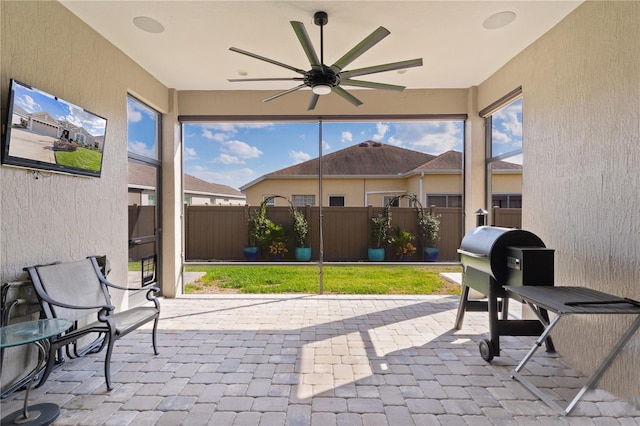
[
  {"left": 128, "top": 161, "right": 245, "bottom": 206},
  {"left": 241, "top": 141, "right": 521, "bottom": 207}
]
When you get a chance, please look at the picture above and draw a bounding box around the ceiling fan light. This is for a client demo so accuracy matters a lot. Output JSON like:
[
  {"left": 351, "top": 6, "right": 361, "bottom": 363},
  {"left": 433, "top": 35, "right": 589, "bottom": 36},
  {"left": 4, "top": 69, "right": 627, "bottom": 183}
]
[{"left": 312, "top": 84, "right": 332, "bottom": 95}]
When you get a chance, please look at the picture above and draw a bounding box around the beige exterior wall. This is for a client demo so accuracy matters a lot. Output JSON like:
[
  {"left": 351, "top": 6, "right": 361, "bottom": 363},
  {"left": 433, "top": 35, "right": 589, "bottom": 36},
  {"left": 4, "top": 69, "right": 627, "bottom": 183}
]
[
  {"left": 479, "top": 1, "right": 640, "bottom": 405},
  {"left": 1, "top": 0, "right": 168, "bottom": 297},
  {"left": 0, "top": 1, "right": 171, "bottom": 383},
  {"left": 179, "top": 88, "right": 468, "bottom": 117},
  {"left": 246, "top": 172, "right": 517, "bottom": 208},
  {"left": 491, "top": 173, "right": 523, "bottom": 195}
]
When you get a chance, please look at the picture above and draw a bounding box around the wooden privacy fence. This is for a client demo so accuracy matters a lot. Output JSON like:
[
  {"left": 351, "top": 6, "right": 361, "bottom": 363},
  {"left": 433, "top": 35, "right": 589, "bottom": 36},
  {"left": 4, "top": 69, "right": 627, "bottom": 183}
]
[
  {"left": 128, "top": 205, "right": 156, "bottom": 262},
  {"left": 184, "top": 205, "right": 467, "bottom": 262},
  {"left": 132, "top": 205, "right": 521, "bottom": 262}
]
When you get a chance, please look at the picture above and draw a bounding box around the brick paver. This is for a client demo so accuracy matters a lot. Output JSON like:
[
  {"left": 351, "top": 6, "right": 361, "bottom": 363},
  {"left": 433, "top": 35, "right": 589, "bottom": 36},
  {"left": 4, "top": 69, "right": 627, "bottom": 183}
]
[{"left": 2, "top": 295, "right": 640, "bottom": 425}]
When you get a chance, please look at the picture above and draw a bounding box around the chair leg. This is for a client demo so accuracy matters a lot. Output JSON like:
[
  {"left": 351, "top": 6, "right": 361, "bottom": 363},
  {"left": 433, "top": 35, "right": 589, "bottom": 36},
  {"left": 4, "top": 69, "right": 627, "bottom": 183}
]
[
  {"left": 103, "top": 337, "right": 115, "bottom": 391},
  {"left": 152, "top": 316, "right": 159, "bottom": 355}
]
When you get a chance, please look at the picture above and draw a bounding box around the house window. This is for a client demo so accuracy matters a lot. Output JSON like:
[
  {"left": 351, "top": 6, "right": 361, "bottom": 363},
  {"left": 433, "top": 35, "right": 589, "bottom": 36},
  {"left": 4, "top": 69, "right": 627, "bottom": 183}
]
[
  {"left": 383, "top": 196, "right": 400, "bottom": 207},
  {"left": 426, "top": 194, "right": 461, "bottom": 208},
  {"left": 329, "top": 196, "right": 345, "bottom": 206},
  {"left": 262, "top": 196, "right": 276, "bottom": 207},
  {"left": 292, "top": 195, "right": 315, "bottom": 206},
  {"left": 480, "top": 88, "right": 523, "bottom": 219},
  {"left": 127, "top": 96, "right": 160, "bottom": 161},
  {"left": 492, "top": 194, "right": 521, "bottom": 208}
]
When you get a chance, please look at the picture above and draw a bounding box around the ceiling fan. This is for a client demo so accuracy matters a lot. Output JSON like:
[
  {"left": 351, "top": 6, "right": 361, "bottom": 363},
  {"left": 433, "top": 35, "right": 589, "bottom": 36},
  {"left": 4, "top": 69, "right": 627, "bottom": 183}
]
[{"left": 228, "top": 11, "right": 423, "bottom": 111}]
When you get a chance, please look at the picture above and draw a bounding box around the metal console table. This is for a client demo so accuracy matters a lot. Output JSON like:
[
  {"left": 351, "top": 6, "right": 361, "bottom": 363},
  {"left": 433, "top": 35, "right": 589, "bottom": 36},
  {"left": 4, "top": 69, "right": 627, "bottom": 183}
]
[
  {"left": 1, "top": 319, "right": 72, "bottom": 425},
  {"left": 504, "top": 286, "right": 640, "bottom": 416}
]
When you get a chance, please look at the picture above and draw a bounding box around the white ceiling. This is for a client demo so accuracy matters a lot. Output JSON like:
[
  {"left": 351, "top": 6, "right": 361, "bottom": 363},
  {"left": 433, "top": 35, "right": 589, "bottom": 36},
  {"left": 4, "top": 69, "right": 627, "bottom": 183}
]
[{"left": 60, "top": 1, "right": 582, "bottom": 91}]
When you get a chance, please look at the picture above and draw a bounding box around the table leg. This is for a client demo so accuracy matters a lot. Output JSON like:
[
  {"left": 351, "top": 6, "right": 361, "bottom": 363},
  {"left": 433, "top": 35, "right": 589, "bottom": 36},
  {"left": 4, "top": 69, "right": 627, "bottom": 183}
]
[
  {"left": 512, "top": 312, "right": 640, "bottom": 416},
  {"left": 1, "top": 339, "right": 60, "bottom": 426}
]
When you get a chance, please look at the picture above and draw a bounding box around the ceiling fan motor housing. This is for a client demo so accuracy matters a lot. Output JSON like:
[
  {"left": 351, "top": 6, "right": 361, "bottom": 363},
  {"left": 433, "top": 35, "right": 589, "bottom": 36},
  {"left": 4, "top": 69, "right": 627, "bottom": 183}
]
[{"left": 306, "top": 67, "right": 339, "bottom": 88}]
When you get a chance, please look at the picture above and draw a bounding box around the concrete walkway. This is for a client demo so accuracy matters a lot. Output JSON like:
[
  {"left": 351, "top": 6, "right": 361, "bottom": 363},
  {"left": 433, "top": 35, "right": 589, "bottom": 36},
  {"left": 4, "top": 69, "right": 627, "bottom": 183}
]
[{"left": 2, "top": 295, "right": 639, "bottom": 425}]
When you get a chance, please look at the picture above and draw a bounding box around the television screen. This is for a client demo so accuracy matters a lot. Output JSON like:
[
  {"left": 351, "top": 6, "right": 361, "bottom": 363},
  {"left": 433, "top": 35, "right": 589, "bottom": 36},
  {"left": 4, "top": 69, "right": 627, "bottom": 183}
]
[{"left": 2, "top": 79, "right": 107, "bottom": 178}]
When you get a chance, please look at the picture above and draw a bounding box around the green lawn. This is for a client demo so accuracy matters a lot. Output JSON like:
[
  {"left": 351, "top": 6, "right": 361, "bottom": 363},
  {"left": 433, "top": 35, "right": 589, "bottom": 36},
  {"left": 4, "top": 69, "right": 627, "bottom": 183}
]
[
  {"left": 183, "top": 265, "right": 462, "bottom": 295},
  {"left": 55, "top": 147, "right": 102, "bottom": 171}
]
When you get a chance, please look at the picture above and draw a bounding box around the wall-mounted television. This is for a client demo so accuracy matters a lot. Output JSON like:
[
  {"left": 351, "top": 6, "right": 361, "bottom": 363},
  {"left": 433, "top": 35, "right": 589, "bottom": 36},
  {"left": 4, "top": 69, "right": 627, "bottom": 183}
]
[{"left": 2, "top": 79, "right": 107, "bottom": 178}]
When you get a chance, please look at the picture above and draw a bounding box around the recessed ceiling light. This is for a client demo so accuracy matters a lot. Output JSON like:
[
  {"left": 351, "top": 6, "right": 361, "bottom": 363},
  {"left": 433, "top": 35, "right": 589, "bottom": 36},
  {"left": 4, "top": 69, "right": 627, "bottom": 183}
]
[
  {"left": 483, "top": 11, "right": 516, "bottom": 30},
  {"left": 133, "top": 16, "right": 165, "bottom": 34}
]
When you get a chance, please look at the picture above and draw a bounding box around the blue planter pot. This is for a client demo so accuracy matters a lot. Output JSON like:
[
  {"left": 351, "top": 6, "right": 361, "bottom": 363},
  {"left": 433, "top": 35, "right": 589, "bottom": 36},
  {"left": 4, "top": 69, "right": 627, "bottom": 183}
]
[
  {"left": 243, "top": 246, "right": 259, "bottom": 261},
  {"left": 368, "top": 248, "right": 385, "bottom": 262},
  {"left": 423, "top": 247, "right": 439, "bottom": 262},
  {"left": 295, "top": 247, "right": 312, "bottom": 261}
]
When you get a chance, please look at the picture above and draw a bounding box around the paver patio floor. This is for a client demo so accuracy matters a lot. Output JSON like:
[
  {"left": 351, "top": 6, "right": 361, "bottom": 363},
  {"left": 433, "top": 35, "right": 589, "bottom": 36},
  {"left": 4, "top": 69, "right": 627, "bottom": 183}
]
[{"left": 2, "top": 294, "right": 639, "bottom": 425}]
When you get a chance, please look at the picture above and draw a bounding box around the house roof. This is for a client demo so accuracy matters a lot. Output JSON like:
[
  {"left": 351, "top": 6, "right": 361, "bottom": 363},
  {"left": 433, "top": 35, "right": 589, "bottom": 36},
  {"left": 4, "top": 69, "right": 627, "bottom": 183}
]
[
  {"left": 128, "top": 161, "right": 244, "bottom": 198},
  {"left": 267, "top": 141, "right": 436, "bottom": 177},
  {"left": 415, "top": 150, "right": 522, "bottom": 172}
]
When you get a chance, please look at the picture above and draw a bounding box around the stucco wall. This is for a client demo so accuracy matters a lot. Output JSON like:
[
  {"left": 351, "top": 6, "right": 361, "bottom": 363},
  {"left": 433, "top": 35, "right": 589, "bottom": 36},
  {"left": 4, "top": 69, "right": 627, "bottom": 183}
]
[
  {"left": 479, "top": 1, "right": 640, "bottom": 405},
  {"left": 1, "top": 1, "right": 169, "bottom": 384}
]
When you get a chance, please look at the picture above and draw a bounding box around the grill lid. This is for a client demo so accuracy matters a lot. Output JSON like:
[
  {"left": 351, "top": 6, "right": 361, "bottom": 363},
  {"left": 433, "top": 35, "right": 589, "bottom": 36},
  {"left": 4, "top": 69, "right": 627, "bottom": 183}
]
[{"left": 458, "top": 226, "right": 547, "bottom": 282}]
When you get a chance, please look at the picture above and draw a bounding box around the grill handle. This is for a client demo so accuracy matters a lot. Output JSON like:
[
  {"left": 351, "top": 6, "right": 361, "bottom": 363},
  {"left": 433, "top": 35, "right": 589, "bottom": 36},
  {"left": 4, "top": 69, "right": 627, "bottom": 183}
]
[{"left": 456, "top": 249, "right": 488, "bottom": 259}]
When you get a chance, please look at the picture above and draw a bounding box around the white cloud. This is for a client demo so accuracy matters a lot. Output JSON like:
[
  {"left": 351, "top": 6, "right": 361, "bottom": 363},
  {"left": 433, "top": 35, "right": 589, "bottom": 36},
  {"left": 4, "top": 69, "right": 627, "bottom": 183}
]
[
  {"left": 202, "top": 129, "right": 228, "bottom": 142},
  {"left": 223, "top": 140, "right": 262, "bottom": 159},
  {"left": 387, "top": 136, "right": 403, "bottom": 147},
  {"left": 289, "top": 150, "right": 311, "bottom": 164},
  {"left": 188, "top": 165, "right": 255, "bottom": 189},
  {"left": 127, "top": 106, "right": 142, "bottom": 123},
  {"left": 126, "top": 98, "right": 155, "bottom": 124},
  {"left": 184, "top": 147, "right": 198, "bottom": 161},
  {"left": 128, "top": 141, "right": 156, "bottom": 158},
  {"left": 395, "top": 121, "right": 463, "bottom": 154},
  {"left": 215, "top": 153, "right": 244, "bottom": 164},
  {"left": 373, "top": 122, "right": 389, "bottom": 141},
  {"left": 322, "top": 141, "right": 331, "bottom": 151},
  {"left": 18, "top": 95, "right": 40, "bottom": 113},
  {"left": 341, "top": 131, "right": 353, "bottom": 143},
  {"left": 492, "top": 101, "right": 523, "bottom": 146}
]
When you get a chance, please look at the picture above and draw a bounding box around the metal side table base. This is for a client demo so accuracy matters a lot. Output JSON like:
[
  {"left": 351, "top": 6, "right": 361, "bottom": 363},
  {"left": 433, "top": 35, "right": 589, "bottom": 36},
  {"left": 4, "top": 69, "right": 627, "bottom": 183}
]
[
  {"left": 505, "top": 286, "right": 640, "bottom": 416},
  {"left": 2, "top": 403, "right": 60, "bottom": 426},
  {"left": 1, "top": 320, "right": 72, "bottom": 426}
]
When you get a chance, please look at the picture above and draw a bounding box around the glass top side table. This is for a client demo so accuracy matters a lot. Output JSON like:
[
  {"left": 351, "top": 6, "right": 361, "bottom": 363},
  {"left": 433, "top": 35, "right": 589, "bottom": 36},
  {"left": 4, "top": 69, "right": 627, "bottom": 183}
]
[{"left": 1, "top": 319, "right": 72, "bottom": 425}]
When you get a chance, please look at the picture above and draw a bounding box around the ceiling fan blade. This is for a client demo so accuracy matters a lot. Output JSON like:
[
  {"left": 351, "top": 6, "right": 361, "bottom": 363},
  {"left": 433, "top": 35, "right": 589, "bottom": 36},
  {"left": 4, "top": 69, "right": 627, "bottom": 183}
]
[
  {"left": 228, "top": 77, "right": 304, "bottom": 82},
  {"left": 230, "top": 47, "right": 306, "bottom": 75},
  {"left": 341, "top": 79, "right": 405, "bottom": 92},
  {"left": 291, "top": 21, "right": 321, "bottom": 68},
  {"left": 333, "top": 86, "right": 363, "bottom": 107},
  {"left": 340, "top": 58, "right": 423, "bottom": 79},
  {"left": 262, "top": 84, "right": 307, "bottom": 103},
  {"left": 331, "top": 26, "right": 390, "bottom": 72},
  {"left": 307, "top": 94, "right": 320, "bottom": 111}
]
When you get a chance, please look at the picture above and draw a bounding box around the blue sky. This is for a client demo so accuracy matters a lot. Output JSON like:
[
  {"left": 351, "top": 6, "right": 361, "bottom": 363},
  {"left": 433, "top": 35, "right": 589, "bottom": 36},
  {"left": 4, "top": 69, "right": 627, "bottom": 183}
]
[
  {"left": 11, "top": 80, "right": 106, "bottom": 137},
  {"left": 182, "top": 120, "right": 470, "bottom": 190},
  {"left": 127, "top": 97, "right": 523, "bottom": 191}
]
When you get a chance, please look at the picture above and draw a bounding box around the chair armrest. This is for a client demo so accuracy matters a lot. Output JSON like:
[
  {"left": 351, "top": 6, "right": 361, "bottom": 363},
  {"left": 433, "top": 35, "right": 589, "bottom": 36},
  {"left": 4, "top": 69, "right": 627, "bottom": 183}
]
[{"left": 34, "top": 290, "right": 114, "bottom": 313}]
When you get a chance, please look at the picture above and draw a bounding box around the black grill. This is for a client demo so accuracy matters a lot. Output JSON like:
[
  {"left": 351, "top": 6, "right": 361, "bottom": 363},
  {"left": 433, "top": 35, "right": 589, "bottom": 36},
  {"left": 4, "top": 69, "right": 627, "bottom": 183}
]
[{"left": 455, "top": 226, "right": 555, "bottom": 361}]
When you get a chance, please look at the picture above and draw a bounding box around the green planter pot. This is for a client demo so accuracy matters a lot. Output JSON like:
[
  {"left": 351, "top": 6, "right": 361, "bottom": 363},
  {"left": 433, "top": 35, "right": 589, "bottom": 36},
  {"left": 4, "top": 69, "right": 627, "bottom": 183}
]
[
  {"left": 295, "top": 247, "right": 312, "bottom": 261},
  {"left": 368, "top": 248, "right": 385, "bottom": 262},
  {"left": 423, "top": 247, "right": 439, "bottom": 262},
  {"left": 243, "top": 246, "right": 259, "bottom": 261}
]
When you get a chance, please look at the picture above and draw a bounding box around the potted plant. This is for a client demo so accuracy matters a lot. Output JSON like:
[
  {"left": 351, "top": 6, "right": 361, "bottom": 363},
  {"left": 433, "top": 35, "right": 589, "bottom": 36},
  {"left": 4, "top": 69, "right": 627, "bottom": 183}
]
[
  {"left": 388, "top": 226, "right": 417, "bottom": 260},
  {"left": 418, "top": 209, "right": 441, "bottom": 261},
  {"left": 265, "top": 222, "right": 288, "bottom": 260},
  {"left": 368, "top": 211, "right": 391, "bottom": 261},
  {"left": 291, "top": 208, "right": 311, "bottom": 261},
  {"left": 244, "top": 205, "right": 267, "bottom": 261}
]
